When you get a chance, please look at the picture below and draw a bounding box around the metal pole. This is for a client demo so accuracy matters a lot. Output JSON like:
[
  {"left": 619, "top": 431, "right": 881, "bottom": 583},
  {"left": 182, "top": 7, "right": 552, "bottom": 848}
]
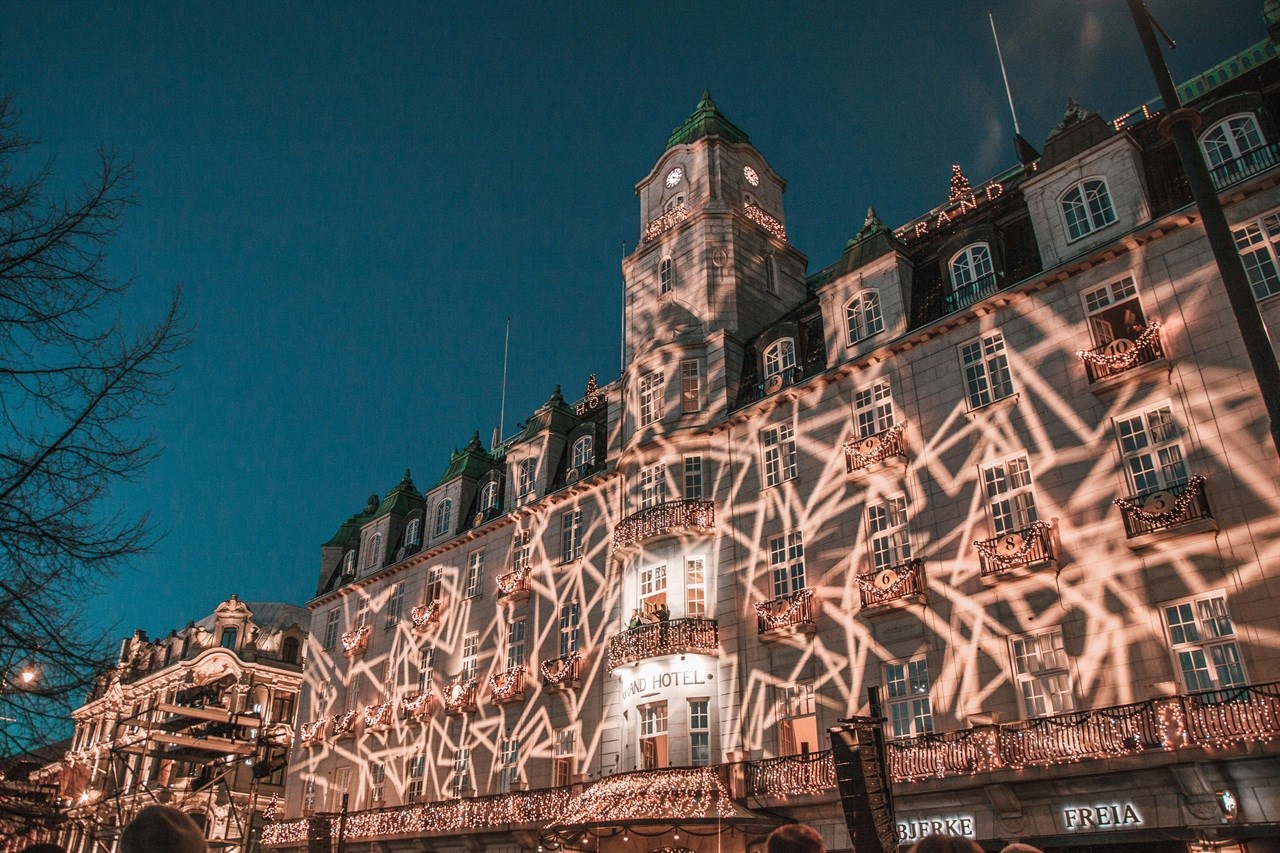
[
  {"left": 1128, "top": 0, "right": 1280, "bottom": 461},
  {"left": 336, "top": 793, "right": 349, "bottom": 853}
]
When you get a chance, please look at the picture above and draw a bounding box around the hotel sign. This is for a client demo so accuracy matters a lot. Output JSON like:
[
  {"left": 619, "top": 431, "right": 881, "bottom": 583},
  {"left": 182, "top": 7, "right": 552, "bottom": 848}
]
[{"left": 621, "top": 668, "right": 710, "bottom": 701}]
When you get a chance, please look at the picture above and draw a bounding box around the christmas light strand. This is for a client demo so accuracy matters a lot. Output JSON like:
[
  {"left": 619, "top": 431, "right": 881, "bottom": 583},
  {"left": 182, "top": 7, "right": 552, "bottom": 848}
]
[
  {"left": 488, "top": 666, "right": 525, "bottom": 703},
  {"left": 331, "top": 710, "right": 359, "bottom": 738},
  {"left": 341, "top": 624, "right": 371, "bottom": 656},
  {"left": 442, "top": 679, "right": 478, "bottom": 715},
  {"left": 411, "top": 599, "right": 443, "bottom": 631},
  {"left": 742, "top": 202, "right": 787, "bottom": 241},
  {"left": 496, "top": 568, "right": 530, "bottom": 598},
  {"left": 540, "top": 652, "right": 580, "bottom": 687},
  {"left": 299, "top": 719, "right": 325, "bottom": 747},
  {"left": 855, "top": 560, "right": 925, "bottom": 607},
  {"left": 753, "top": 589, "right": 814, "bottom": 630},
  {"left": 972, "top": 520, "right": 1054, "bottom": 571},
  {"left": 1113, "top": 475, "right": 1207, "bottom": 524},
  {"left": 400, "top": 691, "right": 436, "bottom": 721},
  {"left": 363, "top": 700, "right": 394, "bottom": 730},
  {"left": 553, "top": 767, "right": 734, "bottom": 826},
  {"left": 613, "top": 500, "right": 714, "bottom": 551},
  {"left": 606, "top": 618, "right": 719, "bottom": 672},
  {"left": 842, "top": 424, "right": 906, "bottom": 471},
  {"left": 642, "top": 203, "right": 690, "bottom": 243},
  {"left": 1076, "top": 322, "right": 1163, "bottom": 367}
]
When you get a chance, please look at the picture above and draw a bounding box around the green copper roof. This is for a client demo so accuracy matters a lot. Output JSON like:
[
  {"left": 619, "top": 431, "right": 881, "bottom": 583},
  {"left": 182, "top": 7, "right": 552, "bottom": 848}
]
[
  {"left": 665, "top": 91, "right": 750, "bottom": 151},
  {"left": 371, "top": 469, "right": 425, "bottom": 520},
  {"left": 516, "top": 385, "right": 579, "bottom": 441},
  {"left": 322, "top": 494, "right": 381, "bottom": 548},
  {"left": 436, "top": 431, "right": 496, "bottom": 487}
]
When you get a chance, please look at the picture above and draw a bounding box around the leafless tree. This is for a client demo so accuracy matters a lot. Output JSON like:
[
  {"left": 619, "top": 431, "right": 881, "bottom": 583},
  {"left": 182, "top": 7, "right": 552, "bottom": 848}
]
[{"left": 0, "top": 95, "right": 189, "bottom": 818}]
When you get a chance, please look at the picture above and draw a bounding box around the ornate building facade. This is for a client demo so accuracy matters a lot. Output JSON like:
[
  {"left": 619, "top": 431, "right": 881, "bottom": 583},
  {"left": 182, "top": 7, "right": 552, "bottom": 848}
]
[
  {"left": 269, "top": 18, "right": 1280, "bottom": 853},
  {"left": 60, "top": 597, "right": 307, "bottom": 853}
]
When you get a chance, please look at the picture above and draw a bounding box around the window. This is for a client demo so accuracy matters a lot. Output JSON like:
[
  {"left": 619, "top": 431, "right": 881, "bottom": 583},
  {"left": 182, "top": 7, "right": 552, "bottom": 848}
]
[
  {"left": 680, "top": 359, "right": 702, "bottom": 413},
  {"left": 683, "top": 455, "right": 703, "bottom": 499},
  {"left": 369, "top": 763, "right": 385, "bottom": 806},
  {"left": 560, "top": 509, "right": 583, "bottom": 562},
  {"left": 1083, "top": 277, "right": 1147, "bottom": 347},
  {"left": 1232, "top": 212, "right": 1280, "bottom": 300},
  {"left": 512, "top": 530, "right": 531, "bottom": 575},
  {"left": 303, "top": 774, "right": 316, "bottom": 813},
  {"left": 343, "top": 550, "right": 356, "bottom": 577},
  {"left": 559, "top": 602, "right": 581, "bottom": 657},
  {"left": 867, "top": 495, "right": 911, "bottom": 570},
  {"left": 639, "top": 371, "right": 664, "bottom": 427},
  {"left": 764, "top": 252, "right": 778, "bottom": 294},
  {"left": 982, "top": 455, "right": 1038, "bottom": 536},
  {"left": 763, "top": 338, "right": 797, "bottom": 379},
  {"left": 332, "top": 766, "right": 351, "bottom": 811},
  {"left": 479, "top": 481, "right": 500, "bottom": 515},
  {"left": 464, "top": 550, "right": 483, "bottom": 598},
  {"left": 425, "top": 566, "right": 443, "bottom": 604},
  {"left": 660, "top": 257, "right": 673, "bottom": 295},
  {"left": 853, "top": 380, "right": 895, "bottom": 439},
  {"left": 1163, "top": 594, "right": 1247, "bottom": 692},
  {"left": 324, "top": 610, "right": 340, "bottom": 651},
  {"left": 406, "top": 755, "right": 425, "bottom": 803},
  {"left": 405, "top": 518, "right": 421, "bottom": 547},
  {"left": 761, "top": 422, "right": 798, "bottom": 487},
  {"left": 639, "top": 563, "right": 668, "bottom": 616},
  {"left": 638, "top": 463, "right": 667, "bottom": 509},
  {"left": 686, "top": 558, "right": 706, "bottom": 618},
  {"left": 885, "top": 658, "right": 934, "bottom": 738},
  {"left": 1115, "top": 404, "right": 1187, "bottom": 496},
  {"left": 777, "top": 684, "right": 817, "bottom": 755},
  {"left": 571, "top": 435, "right": 594, "bottom": 470},
  {"left": 461, "top": 633, "right": 478, "bottom": 682},
  {"left": 689, "top": 700, "right": 711, "bottom": 766},
  {"left": 271, "top": 692, "right": 295, "bottom": 727},
  {"left": 417, "top": 647, "right": 435, "bottom": 693},
  {"left": 1061, "top": 178, "right": 1117, "bottom": 241},
  {"left": 498, "top": 738, "right": 520, "bottom": 793},
  {"left": 960, "top": 331, "right": 1014, "bottom": 409},
  {"left": 639, "top": 702, "right": 669, "bottom": 770},
  {"left": 517, "top": 459, "right": 536, "bottom": 502},
  {"left": 434, "top": 499, "right": 452, "bottom": 537},
  {"left": 451, "top": 747, "right": 470, "bottom": 796},
  {"left": 386, "top": 583, "right": 404, "bottom": 628},
  {"left": 769, "top": 532, "right": 805, "bottom": 598},
  {"left": 218, "top": 627, "right": 237, "bottom": 650},
  {"left": 1010, "top": 630, "right": 1075, "bottom": 716},
  {"left": 1201, "top": 114, "right": 1264, "bottom": 170},
  {"left": 506, "top": 619, "right": 526, "bottom": 669},
  {"left": 364, "top": 533, "right": 381, "bottom": 570},
  {"left": 354, "top": 599, "right": 369, "bottom": 629},
  {"left": 950, "top": 243, "right": 994, "bottom": 292},
  {"left": 281, "top": 637, "right": 300, "bottom": 665},
  {"left": 552, "top": 730, "right": 576, "bottom": 788},
  {"left": 845, "top": 291, "right": 884, "bottom": 345}
]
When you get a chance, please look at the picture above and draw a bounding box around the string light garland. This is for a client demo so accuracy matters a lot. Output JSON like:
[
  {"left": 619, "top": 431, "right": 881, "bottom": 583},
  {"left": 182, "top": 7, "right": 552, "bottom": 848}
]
[
  {"left": 606, "top": 618, "right": 719, "bottom": 672},
  {"left": 331, "top": 710, "right": 359, "bottom": 738},
  {"left": 363, "top": 700, "right": 394, "bottom": 730},
  {"left": 264, "top": 795, "right": 278, "bottom": 820},
  {"left": 742, "top": 202, "right": 786, "bottom": 241},
  {"left": 400, "top": 690, "right": 436, "bottom": 721},
  {"left": 748, "top": 751, "right": 834, "bottom": 797},
  {"left": 842, "top": 424, "right": 906, "bottom": 472},
  {"left": 613, "top": 500, "right": 714, "bottom": 551},
  {"left": 540, "top": 652, "right": 580, "bottom": 687},
  {"left": 299, "top": 719, "right": 325, "bottom": 747},
  {"left": 642, "top": 203, "right": 690, "bottom": 243},
  {"left": 411, "top": 600, "right": 443, "bottom": 631},
  {"left": 553, "top": 767, "right": 735, "bottom": 826},
  {"left": 972, "top": 520, "right": 1054, "bottom": 573},
  {"left": 948, "top": 164, "right": 973, "bottom": 202},
  {"left": 442, "top": 679, "right": 478, "bottom": 715},
  {"left": 1076, "top": 322, "right": 1163, "bottom": 367},
  {"left": 496, "top": 568, "right": 530, "bottom": 598},
  {"left": 753, "top": 589, "right": 814, "bottom": 631},
  {"left": 1113, "top": 474, "right": 1207, "bottom": 525},
  {"left": 488, "top": 666, "right": 525, "bottom": 703},
  {"left": 855, "top": 559, "right": 924, "bottom": 606},
  {"left": 341, "top": 624, "right": 372, "bottom": 656}
]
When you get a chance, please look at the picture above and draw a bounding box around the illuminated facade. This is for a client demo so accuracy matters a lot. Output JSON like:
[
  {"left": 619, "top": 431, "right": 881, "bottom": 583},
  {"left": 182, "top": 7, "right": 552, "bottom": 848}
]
[
  {"left": 272, "top": 27, "right": 1280, "bottom": 853},
  {"left": 60, "top": 597, "right": 307, "bottom": 853}
]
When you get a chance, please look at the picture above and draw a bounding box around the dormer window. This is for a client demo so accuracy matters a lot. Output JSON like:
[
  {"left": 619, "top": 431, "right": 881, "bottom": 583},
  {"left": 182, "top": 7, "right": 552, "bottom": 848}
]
[
  {"left": 220, "top": 627, "right": 238, "bottom": 650},
  {"left": 480, "top": 481, "right": 500, "bottom": 515},
  {"left": 572, "top": 435, "right": 594, "bottom": 470},
  {"left": 1201, "top": 115, "right": 1264, "bottom": 171},
  {"left": 763, "top": 338, "right": 797, "bottom": 379},
  {"left": 950, "top": 244, "right": 995, "bottom": 291},
  {"left": 845, "top": 291, "right": 884, "bottom": 345},
  {"left": 660, "top": 258, "right": 673, "bottom": 295},
  {"left": 434, "top": 499, "right": 453, "bottom": 537},
  {"left": 343, "top": 550, "right": 356, "bottom": 577},
  {"left": 518, "top": 459, "right": 537, "bottom": 501},
  {"left": 282, "top": 637, "right": 301, "bottom": 664},
  {"left": 1060, "top": 179, "right": 1116, "bottom": 241},
  {"left": 365, "top": 533, "right": 381, "bottom": 571},
  {"left": 405, "top": 518, "right": 421, "bottom": 547}
]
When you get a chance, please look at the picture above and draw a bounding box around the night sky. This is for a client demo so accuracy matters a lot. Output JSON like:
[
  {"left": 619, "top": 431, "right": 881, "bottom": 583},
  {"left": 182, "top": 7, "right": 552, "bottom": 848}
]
[{"left": 0, "top": 1, "right": 1261, "bottom": 644}]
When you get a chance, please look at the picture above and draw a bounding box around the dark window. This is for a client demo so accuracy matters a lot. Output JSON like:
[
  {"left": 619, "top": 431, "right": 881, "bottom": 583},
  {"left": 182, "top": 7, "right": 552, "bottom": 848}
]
[
  {"left": 220, "top": 628, "right": 238, "bottom": 650},
  {"left": 282, "top": 637, "right": 300, "bottom": 664}
]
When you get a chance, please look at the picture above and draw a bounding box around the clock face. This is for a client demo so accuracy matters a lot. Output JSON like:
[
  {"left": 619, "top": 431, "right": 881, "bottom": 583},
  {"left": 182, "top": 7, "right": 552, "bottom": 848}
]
[
  {"left": 743, "top": 165, "right": 760, "bottom": 186},
  {"left": 665, "top": 167, "right": 684, "bottom": 188}
]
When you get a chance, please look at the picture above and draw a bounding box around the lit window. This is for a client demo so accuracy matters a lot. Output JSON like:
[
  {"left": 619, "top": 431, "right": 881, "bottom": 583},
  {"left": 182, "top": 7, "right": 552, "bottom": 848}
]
[
  {"left": 559, "top": 601, "right": 581, "bottom": 657},
  {"left": 434, "top": 499, "right": 452, "bottom": 537},
  {"left": 425, "top": 566, "right": 443, "bottom": 604},
  {"left": 683, "top": 455, "right": 703, "bottom": 499},
  {"left": 639, "top": 563, "right": 667, "bottom": 616},
  {"left": 769, "top": 531, "right": 805, "bottom": 598},
  {"left": 639, "top": 371, "right": 664, "bottom": 427},
  {"left": 512, "top": 529, "right": 531, "bottom": 575},
  {"left": 323, "top": 609, "right": 340, "bottom": 651},
  {"left": 517, "top": 459, "right": 536, "bottom": 501},
  {"left": 498, "top": 738, "right": 521, "bottom": 793},
  {"left": 386, "top": 583, "right": 404, "bottom": 628},
  {"left": 342, "top": 550, "right": 356, "bottom": 577},
  {"left": 1115, "top": 404, "right": 1187, "bottom": 496},
  {"left": 418, "top": 647, "right": 434, "bottom": 693},
  {"left": 639, "top": 702, "right": 669, "bottom": 769},
  {"left": 479, "top": 481, "right": 500, "bottom": 515},
  {"left": 1232, "top": 212, "right": 1280, "bottom": 300},
  {"left": 960, "top": 331, "right": 1014, "bottom": 409},
  {"left": 845, "top": 290, "right": 884, "bottom": 345},
  {"left": 761, "top": 422, "right": 798, "bottom": 487},
  {"left": 949, "top": 243, "right": 995, "bottom": 292},
  {"left": 638, "top": 463, "right": 667, "bottom": 510},
  {"left": 406, "top": 755, "right": 425, "bottom": 803},
  {"left": 364, "top": 532, "right": 382, "bottom": 570},
  {"left": 571, "top": 435, "right": 594, "bottom": 470},
  {"left": 506, "top": 619, "right": 526, "bottom": 669},
  {"left": 451, "top": 747, "right": 470, "bottom": 797},
  {"left": 660, "top": 258, "right": 674, "bottom": 295},
  {"left": 1083, "top": 277, "right": 1147, "bottom": 347},
  {"left": 763, "top": 338, "right": 797, "bottom": 379},
  {"left": 220, "top": 627, "right": 238, "bottom": 650},
  {"left": 1060, "top": 178, "right": 1117, "bottom": 241},
  {"left": 369, "top": 763, "right": 385, "bottom": 806},
  {"left": 552, "top": 730, "right": 576, "bottom": 787},
  {"left": 1163, "top": 594, "right": 1247, "bottom": 692},
  {"left": 405, "top": 518, "right": 421, "bottom": 547},
  {"left": 777, "top": 684, "right": 817, "bottom": 755},
  {"left": 1200, "top": 114, "right": 1264, "bottom": 171},
  {"left": 689, "top": 699, "right": 711, "bottom": 766},
  {"left": 1010, "top": 630, "right": 1075, "bottom": 716},
  {"left": 680, "top": 360, "right": 702, "bottom": 413},
  {"left": 982, "top": 455, "right": 1038, "bottom": 536},
  {"left": 867, "top": 495, "right": 911, "bottom": 570},
  {"left": 685, "top": 557, "right": 706, "bottom": 618},
  {"left": 560, "top": 508, "right": 583, "bottom": 562},
  {"left": 464, "top": 550, "right": 483, "bottom": 598},
  {"left": 461, "top": 633, "right": 478, "bottom": 682},
  {"left": 853, "top": 380, "right": 894, "bottom": 439},
  {"left": 885, "top": 658, "right": 933, "bottom": 738}
]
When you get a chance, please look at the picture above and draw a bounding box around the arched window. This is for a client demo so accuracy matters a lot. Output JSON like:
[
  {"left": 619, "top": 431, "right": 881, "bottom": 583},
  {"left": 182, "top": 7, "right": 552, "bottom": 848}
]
[
  {"left": 480, "top": 481, "right": 499, "bottom": 514},
  {"left": 949, "top": 244, "right": 995, "bottom": 307},
  {"left": 434, "top": 499, "right": 453, "bottom": 537},
  {"left": 1060, "top": 179, "right": 1117, "bottom": 241},
  {"left": 845, "top": 291, "right": 884, "bottom": 345},
  {"left": 664, "top": 194, "right": 685, "bottom": 212},
  {"left": 764, "top": 253, "right": 777, "bottom": 294},
  {"left": 405, "top": 518, "right": 421, "bottom": 546},
  {"left": 518, "top": 459, "right": 537, "bottom": 499},
  {"left": 365, "top": 533, "right": 381, "bottom": 570},
  {"left": 1201, "top": 114, "right": 1264, "bottom": 170},
  {"left": 220, "top": 627, "right": 238, "bottom": 650},
  {"left": 572, "top": 435, "right": 594, "bottom": 470},
  {"left": 660, "top": 258, "right": 673, "bottom": 295},
  {"left": 763, "top": 338, "right": 797, "bottom": 379},
  {"left": 343, "top": 550, "right": 356, "bottom": 577},
  {"left": 282, "top": 637, "right": 300, "bottom": 665}
]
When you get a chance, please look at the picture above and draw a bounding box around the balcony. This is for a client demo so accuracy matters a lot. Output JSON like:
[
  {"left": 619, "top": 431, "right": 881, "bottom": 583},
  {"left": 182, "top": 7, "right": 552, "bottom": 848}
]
[
  {"left": 410, "top": 599, "right": 444, "bottom": 631},
  {"left": 331, "top": 710, "right": 359, "bottom": 739},
  {"left": 341, "top": 624, "right": 371, "bottom": 658},
  {"left": 642, "top": 202, "right": 690, "bottom": 243},
  {"left": 1115, "top": 475, "right": 1214, "bottom": 541},
  {"left": 755, "top": 365, "right": 801, "bottom": 398},
  {"left": 744, "top": 751, "right": 836, "bottom": 799},
  {"left": 1077, "top": 322, "right": 1165, "bottom": 384},
  {"left": 755, "top": 588, "right": 815, "bottom": 639},
  {"left": 442, "top": 678, "right": 478, "bottom": 715},
  {"left": 843, "top": 424, "right": 907, "bottom": 474},
  {"left": 856, "top": 558, "right": 926, "bottom": 610},
  {"left": 496, "top": 568, "right": 531, "bottom": 603},
  {"left": 400, "top": 690, "right": 436, "bottom": 722},
  {"left": 613, "top": 500, "right": 715, "bottom": 551},
  {"left": 488, "top": 666, "right": 526, "bottom": 704},
  {"left": 974, "top": 521, "right": 1056, "bottom": 578},
  {"left": 540, "top": 651, "right": 581, "bottom": 690},
  {"left": 1209, "top": 140, "right": 1280, "bottom": 191},
  {"left": 944, "top": 272, "right": 1001, "bottom": 313},
  {"left": 743, "top": 201, "right": 787, "bottom": 241},
  {"left": 362, "top": 700, "right": 394, "bottom": 731},
  {"left": 606, "top": 617, "right": 719, "bottom": 671},
  {"left": 299, "top": 719, "right": 325, "bottom": 747}
]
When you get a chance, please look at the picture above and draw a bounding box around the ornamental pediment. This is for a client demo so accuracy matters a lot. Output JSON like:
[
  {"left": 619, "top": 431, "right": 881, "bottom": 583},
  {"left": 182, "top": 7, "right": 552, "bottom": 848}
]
[{"left": 188, "top": 649, "right": 242, "bottom": 685}]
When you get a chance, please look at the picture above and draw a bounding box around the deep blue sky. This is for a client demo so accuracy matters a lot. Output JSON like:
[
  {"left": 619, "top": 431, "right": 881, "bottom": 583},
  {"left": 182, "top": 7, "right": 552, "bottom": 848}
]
[{"left": 0, "top": 1, "right": 1261, "bottom": 642}]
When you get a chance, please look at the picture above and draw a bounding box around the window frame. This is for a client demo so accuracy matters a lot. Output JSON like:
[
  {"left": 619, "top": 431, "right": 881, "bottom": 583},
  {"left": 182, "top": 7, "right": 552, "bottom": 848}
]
[
  {"left": 689, "top": 698, "right": 711, "bottom": 766},
  {"left": 845, "top": 290, "right": 884, "bottom": 346},
  {"left": 659, "top": 257, "right": 674, "bottom": 295},
  {"left": 464, "top": 550, "right": 483, "bottom": 598},
  {"left": 949, "top": 242, "right": 995, "bottom": 291},
  {"left": 638, "top": 463, "right": 667, "bottom": 510},
  {"left": 763, "top": 337, "right": 797, "bottom": 379},
  {"left": 769, "top": 531, "right": 805, "bottom": 599},
  {"left": 884, "top": 657, "right": 934, "bottom": 739},
  {"left": 683, "top": 454, "right": 703, "bottom": 499},
  {"left": 1161, "top": 592, "right": 1248, "bottom": 693},
  {"left": 1010, "top": 629, "right": 1076, "bottom": 717},
  {"left": 1060, "top": 177, "right": 1118, "bottom": 242},
  {"left": 981, "top": 454, "right": 1039, "bottom": 536},
  {"left": 853, "top": 379, "right": 895, "bottom": 439},
  {"left": 685, "top": 556, "right": 707, "bottom": 618},
  {"left": 638, "top": 701, "right": 670, "bottom": 770},
  {"left": 761, "top": 422, "right": 798, "bottom": 487},
  {"left": 867, "top": 494, "right": 912, "bottom": 571},
  {"left": 959, "top": 330, "right": 1015, "bottom": 410},
  {"left": 571, "top": 434, "right": 594, "bottom": 470},
  {"left": 386, "top": 583, "right": 404, "bottom": 629},
  {"left": 1114, "top": 402, "right": 1188, "bottom": 497},
  {"left": 1200, "top": 113, "right": 1265, "bottom": 170},
  {"left": 560, "top": 508, "right": 583, "bottom": 562},
  {"left": 680, "top": 359, "right": 702, "bottom": 414},
  {"left": 638, "top": 370, "right": 664, "bottom": 427},
  {"left": 434, "top": 499, "right": 452, "bottom": 538},
  {"left": 1232, "top": 209, "right": 1280, "bottom": 300},
  {"left": 559, "top": 601, "right": 581, "bottom": 657}
]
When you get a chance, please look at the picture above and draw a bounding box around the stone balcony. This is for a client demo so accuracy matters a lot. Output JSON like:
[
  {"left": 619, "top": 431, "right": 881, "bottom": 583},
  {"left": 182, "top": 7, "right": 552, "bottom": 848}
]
[
  {"left": 613, "top": 500, "right": 714, "bottom": 551},
  {"left": 606, "top": 617, "right": 718, "bottom": 671}
]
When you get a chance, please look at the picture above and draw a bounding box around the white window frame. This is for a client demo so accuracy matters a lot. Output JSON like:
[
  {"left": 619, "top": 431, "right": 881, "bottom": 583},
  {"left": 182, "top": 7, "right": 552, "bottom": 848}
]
[
  {"left": 464, "top": 550, "right": 483, "bottom": 598},
  {"left": 369, "top": 763, "right": 385, "bottom": 806},
  {"left": 559, "top": 601, "right": 581, "bottom": 657},
  {"left": 405, "top": 518, "right": 421, "bottom": 547},
  {"left": 689, "top": 699, "right": 711, "bottom": 766},
  {"left": 560, "top": 508, "right": 582, "bottom": 562},
  {"left": 552, "top": 729, "right": 576, "bottom": 788},
  {"left": 853, "top": 379, "right": 895, "bottom": 439},
  {"left": 1162, "top": 593, "right": 1248, "bottom": 693},
  {"left": 867, "top": 494, "right": 911, "bottom": 570},
  {"left": 769, "top": 531, "right": 805, "bottom": 598},
  {"left": 506, "top": 619, "right": 526, "bottom": 669},
  {"left": 498, "top": 737, "right": 521, "bottom": 793},
  {"left": 638, "top": 463, "right": 667, "bottom": 510},
  {"left": 386, "top": 583, "right": 404, "bottom": 628},
  {"left": 949, "top": 242, "right": 994, "bottom": 291},
  {"left": 638, "top": 701, "right": 669, "bottom": 770},
  {"left": 1010, "top": 629, "right": 1075, "bottom": 717},
  {"left": 417, "top": 647, "right": 435, "bottom": 693},
  {"left": 479, "top": 481, "right": 500, "bottom": 514},
  {"left": 960, "top": 331, "right": 1014, "bottom": 410},
  {"left": 571, "top": 434, "right": 594, "bottom": 470},
  {"left": 324, "top": 609, "right": 340, "bottom": 650},
  {"left": 764, "top": 252, "right": 778, "bottom": 295},
  {"left": 680, "top": 359, "right": 702, "bottom": 414},
  {"left": 1114, "top": 403, "right": 1188, "bottom": 497},
  {"left": 660, "top": 257, "right": 674, "bottom": 295},
  {"left": 777, "top": 683, "right": 816, "bottom": 756},
  {"left": 763, "top": 337, "right": 797, "bottom": 379},
  {"left": 982, "top": 454, "right": 1039, "bottom": 536},
  {"left": 434, "top": 499, "right": 452, "bottom": 537},
  {"left": 451, "top": 746, "right": 469, "bottom": 797},
  {"left": 1232, "top": 209, "right": 1280, "bottom": 300},
  {"left": 425, "top": 566, "right": 443, "bottom": 604},
  {"left": 761, "top": 422, "right": 798, "bottom": 487},
  {"left": 639, "top": 563, "right": 667, "bottom": 615},
  {"left": 364, "top": 532, "right": 381, "bottom": 571},
  {"left": 406, "top": 755, "right": 425, "bottom": 803},
  {"left": 638, "top": 370, "right": 664, "bottom": 427},
  {"left": 845, "top": 289, "right": 884, "bottom": 346},
  {"left": 683, "top": 454, "right": 703, "bottom": 499},
  {"left": 685, "top": 557, "right": 707, "bottom": 618},
  {"left": 1200, "top": 113, "right": 1265, "bottom": 170},
  {"left": 1082, "top": 276, "right": 1146, "bottom": 348},
  {"left": 884, "top": 657, "right": 934, "bottom": 738},
  {"left": 512, "top": 529, "right": 531, "bottom": 574},
  {"left": 1060, "top": 177, "right": 1117, "bottom": 241},
  {"left": 517, "top": 459, "right": 536, "bottom": 501},
  {"left": 461, "top": 632, "right": 478, "bottom": 682}
]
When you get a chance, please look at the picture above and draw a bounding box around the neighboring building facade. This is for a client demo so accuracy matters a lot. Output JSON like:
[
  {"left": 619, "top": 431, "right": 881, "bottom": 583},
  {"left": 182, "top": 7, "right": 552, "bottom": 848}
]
[
  {"left": 59, "top": 596, "right": 307, "bottom": 853},
  {"left": 269, "top": 18, "right": 1280, "bottom": 853}
]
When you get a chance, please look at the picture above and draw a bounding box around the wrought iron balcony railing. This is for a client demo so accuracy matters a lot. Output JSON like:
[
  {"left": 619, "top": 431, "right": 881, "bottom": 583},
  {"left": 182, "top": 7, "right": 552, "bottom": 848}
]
[
  {"left": 843, "top": 424, "right": 907, "bottom": 473},
  {"left": 341, "top": 624, "right": 371, "bottom": 657},
  {"left": 331, "top": 710, "right": 359, "bottom": 739},
  {"left": 613, "top": 499, "right": 714, "bottom": 550},
  {"left": 496, "top": 567, "right": 531, "bottom": 600},
  {"left": 755, "top": 588, "right": 815, "bottom": 635},
  {"left": 442, "top": 678, "right": 478, "bottom": 715},
  {"left": 1077, "top": 322, "right": 1165, "bottom": 383},
  {"left": 488, "top": 666, "right": 526, "bottom": 704},
  {"left": 1209, "top": 140, "right": 1280, "bottom": 190},
  {"left": 745, "top": 750, "right": 836, "bottom": 799},
  {"left": 540, "top": 651, "right": 581, "bottom": 689},
  {"left": 606, "top": 617, "right": 719, "bottom": 671},
  {"left": 400, "top": 690, "right": 435, "bottom": 722},
  {"left": 743, "top": 202, "right": 787, "bottom": 240},
  {"left": 363, "top": 700, "right": 393, "bottom": 731},
  {"left": 944, "top": 272, "right": 1001, "bottom": 312},
  {"left": 410, "top": 599, "right": 444, "bottom": 631},
  {"left": 299, "top": 719, "right": 325, "bottom": 747},
  {"left": 1115, "top": 475, "right": 1211, "bottom": 538},
  {"left": 974, "top": 521, "right": 1055, "bottom": 577},
  {"left": 856, "top": 558, "right": 925, "bottom": 608}
]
